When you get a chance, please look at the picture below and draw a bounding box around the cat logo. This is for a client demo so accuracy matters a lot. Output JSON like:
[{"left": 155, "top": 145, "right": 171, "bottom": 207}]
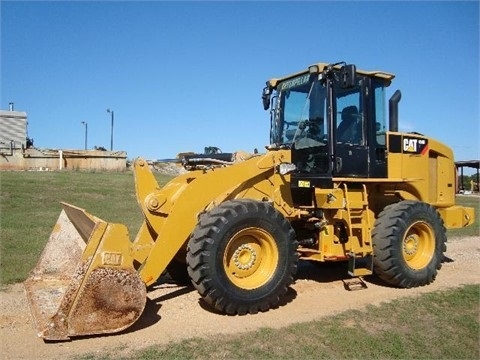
[
  {"left": 102, "top": 252, "right": 122, "bottom": 266},
  {"left": 403, "top": 137, "right": 428, "bottom": 154}
]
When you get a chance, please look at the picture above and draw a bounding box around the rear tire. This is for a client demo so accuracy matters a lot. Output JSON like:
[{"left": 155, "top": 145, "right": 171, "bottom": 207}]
[
  {"left": 186, "top": 199, "right": 298, "bottom": 315},
  {"left": 372, "top": 201, "right": 446, "bottom": 288}
]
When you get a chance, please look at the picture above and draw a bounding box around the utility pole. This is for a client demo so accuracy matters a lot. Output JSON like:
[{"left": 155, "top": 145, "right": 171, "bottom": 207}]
[
  {"left": 81, "top": 121, "right": 88, "bottom": 150},
  {"left": 107, "top": 108, "right": 114, "bottom": 151}
]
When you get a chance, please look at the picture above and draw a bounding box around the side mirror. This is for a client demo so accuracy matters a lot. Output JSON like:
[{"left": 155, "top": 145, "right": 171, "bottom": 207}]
[
  {"left": 340, "top": 64, "right": 356, "bottom": 88},
  {"left": 262, "top": 85, "right": 271, "bottom": 110}
]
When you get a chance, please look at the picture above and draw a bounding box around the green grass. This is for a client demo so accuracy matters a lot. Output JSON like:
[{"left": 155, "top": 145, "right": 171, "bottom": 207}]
[
  {"left": 0, "top": 170, "right": 171, "bottom": 284},
  {"left": 79, "top": 284, "right": 479, "bottom": 360}
]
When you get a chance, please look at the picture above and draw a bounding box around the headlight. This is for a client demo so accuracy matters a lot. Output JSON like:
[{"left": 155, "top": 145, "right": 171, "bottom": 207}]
[{"left": 278, "top": 162, "right": 296, "bottom": 175}]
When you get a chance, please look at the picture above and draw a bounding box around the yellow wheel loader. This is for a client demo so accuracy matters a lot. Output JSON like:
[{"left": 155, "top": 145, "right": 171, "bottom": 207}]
[{"left": 25, "top": 62, "right": 475, "bottom": 340}]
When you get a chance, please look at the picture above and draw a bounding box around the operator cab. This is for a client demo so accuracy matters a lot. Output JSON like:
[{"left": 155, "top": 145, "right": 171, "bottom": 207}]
[
  {"left": 263, "top": 62, "right": 395, "bottom": 204},
  {"left": 263, "top": 62, "right": 394, "bottom": 205}
]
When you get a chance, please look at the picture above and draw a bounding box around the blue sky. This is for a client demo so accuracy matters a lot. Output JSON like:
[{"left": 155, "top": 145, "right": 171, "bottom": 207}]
[{"left": 1, "top": 1, "right": 479, "bottom": 167}]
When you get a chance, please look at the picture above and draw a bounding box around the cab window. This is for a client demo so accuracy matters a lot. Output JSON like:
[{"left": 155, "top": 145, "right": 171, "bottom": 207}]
[{"left": 335, "top": 82, "right": 364, "bottom": 145}]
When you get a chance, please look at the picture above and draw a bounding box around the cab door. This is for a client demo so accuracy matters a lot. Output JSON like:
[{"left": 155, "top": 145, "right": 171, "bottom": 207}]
[{"left": 333, "top": 79, "right": 369, "bottom": 177}]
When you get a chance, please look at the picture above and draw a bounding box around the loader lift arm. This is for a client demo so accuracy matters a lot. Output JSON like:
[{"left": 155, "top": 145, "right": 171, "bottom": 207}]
[{"left": 131, "top": 154, "right": 295, "bottom": 286}]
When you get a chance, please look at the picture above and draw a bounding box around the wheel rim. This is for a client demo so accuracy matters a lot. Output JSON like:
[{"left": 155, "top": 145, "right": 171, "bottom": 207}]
[
  {"left": 402, "top": 221, "right": 435, "bottom": 270},
  {"left": 223, "top": 227, "right": 279, "bottom": 290}
]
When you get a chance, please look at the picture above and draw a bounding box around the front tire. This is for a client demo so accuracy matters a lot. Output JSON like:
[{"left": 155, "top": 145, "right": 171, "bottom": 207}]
[
  {"left": 372, "top": 201, "right": 446, "bottom": 288},
  {"left": 186, "top": 199, "right": 298, "bottom": 315}
]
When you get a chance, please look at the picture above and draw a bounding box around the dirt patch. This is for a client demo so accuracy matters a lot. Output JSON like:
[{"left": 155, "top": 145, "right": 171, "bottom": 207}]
[{"left": 1, "top": 236, "right": 479, "bottom": 359}]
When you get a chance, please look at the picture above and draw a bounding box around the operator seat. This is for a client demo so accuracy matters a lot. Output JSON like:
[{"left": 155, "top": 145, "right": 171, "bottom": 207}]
[{"left": 337, "top": 105, "right": 362, "bottom": 144}]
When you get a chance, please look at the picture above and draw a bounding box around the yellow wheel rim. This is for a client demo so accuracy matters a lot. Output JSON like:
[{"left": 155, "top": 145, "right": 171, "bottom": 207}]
[
  {"left": 223, "top": 227, "right": 279, "bottom": 290},
  {"left": 402, "top": 221, "right": 435, "bottom": 270}
]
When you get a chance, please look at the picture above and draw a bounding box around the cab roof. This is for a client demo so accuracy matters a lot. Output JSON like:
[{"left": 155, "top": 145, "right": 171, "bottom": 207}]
[{"left": 267, "top": 62, "right": 395, "bottom": 88}]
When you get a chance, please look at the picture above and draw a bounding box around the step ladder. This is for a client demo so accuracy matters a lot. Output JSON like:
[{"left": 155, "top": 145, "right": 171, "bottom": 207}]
[{"left": 343, "top": 183, "right": 373, "bottom": 278}]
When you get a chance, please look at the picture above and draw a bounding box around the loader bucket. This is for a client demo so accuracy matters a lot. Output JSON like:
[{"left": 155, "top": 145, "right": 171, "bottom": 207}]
[{"left": 24, "top": 203, "right": 146, "bottom": 340}]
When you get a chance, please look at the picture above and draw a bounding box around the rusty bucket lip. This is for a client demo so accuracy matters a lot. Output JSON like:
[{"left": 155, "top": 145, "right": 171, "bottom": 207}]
[
  {"left": 65, "top": 267, "right": 147, "bottom": 339},
  {"left": 24, "top": 269, "right": 147, "bottom": 341}
]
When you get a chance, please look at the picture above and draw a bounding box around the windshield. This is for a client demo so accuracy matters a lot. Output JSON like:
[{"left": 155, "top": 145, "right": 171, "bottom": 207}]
[{"left": 271, "top": 74, "right": 327, "bottom": 149}]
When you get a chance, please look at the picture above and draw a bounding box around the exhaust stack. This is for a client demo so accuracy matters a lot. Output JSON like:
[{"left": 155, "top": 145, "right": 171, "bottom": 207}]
[{"left": 389, "top": 89, "right": 402, "bottom": 132}]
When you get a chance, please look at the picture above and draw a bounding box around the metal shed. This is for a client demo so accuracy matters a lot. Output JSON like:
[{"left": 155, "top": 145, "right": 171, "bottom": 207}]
[{"left": 0, "top": 109, "right": 27, "bottom": 149}]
